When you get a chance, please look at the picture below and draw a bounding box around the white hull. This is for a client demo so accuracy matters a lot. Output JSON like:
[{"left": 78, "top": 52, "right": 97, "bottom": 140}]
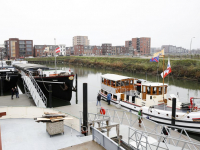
[{"left": 100, "top": 93, "right": 200, "bottom": 134}]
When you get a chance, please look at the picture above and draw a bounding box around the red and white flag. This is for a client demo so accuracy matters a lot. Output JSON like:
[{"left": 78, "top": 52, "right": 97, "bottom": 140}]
[
  {"left": 161, "top": 58, "right": 172, "bottom": 78},
  {"left": 55, "top": 47, "right": 61, "bottom": 53}
]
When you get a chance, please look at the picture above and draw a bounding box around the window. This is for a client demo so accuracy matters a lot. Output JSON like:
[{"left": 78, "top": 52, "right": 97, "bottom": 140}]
[
  {"left": 26, "top": 45, "right": 32, "bottom": 48},
  {"left": 26, "top": 48, "right": 32, "bottom": 51},
  {"left": 26, "top": 41, "right": 32, "bottom": 44},
  {"left": 19, "top": 41, "right": 25, "bottom": 44}
]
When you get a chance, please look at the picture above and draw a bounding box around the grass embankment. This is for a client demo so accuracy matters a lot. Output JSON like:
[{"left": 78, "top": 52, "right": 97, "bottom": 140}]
[{"left": 27, "top": 56, "right": 200, "bottom": 81}]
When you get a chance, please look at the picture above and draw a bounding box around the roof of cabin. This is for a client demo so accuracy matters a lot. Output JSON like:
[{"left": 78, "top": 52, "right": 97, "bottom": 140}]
[
  {"left": 142, "top": 82, "right": 168, "bottom": 86},
  {"left": 101, "top": 74, "right": 133, "bottom": 81}
]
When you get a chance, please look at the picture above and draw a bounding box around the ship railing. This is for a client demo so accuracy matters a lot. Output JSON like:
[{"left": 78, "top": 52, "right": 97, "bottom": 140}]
[
  {"left": 97, "top": 108, "right": 200, "bottom": 150},
  {"left": 21, "top": 70, "right": 47, "bottom": 107}
]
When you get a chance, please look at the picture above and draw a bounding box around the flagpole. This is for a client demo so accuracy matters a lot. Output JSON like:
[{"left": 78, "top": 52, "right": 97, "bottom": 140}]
[
  {"left": 54, "top": 38, "right": 57, "bottom": 74},
  {"left": 163, "top": 54, "right": 165, "bottom": 102}
]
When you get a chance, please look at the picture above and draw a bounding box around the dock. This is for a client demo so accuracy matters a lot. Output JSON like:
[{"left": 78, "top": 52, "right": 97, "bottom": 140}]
[{"left": 1, "top": 94, "right": 200, "bottom": 150}]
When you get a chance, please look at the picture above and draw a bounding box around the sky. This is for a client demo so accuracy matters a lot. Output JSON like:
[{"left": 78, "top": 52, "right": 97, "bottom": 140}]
[{"left": 0, "top": 0, "right": 199, "bottom": 49}]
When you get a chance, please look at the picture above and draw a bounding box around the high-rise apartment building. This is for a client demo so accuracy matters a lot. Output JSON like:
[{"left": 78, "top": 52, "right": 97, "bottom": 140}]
[
  {"left": 132, "top": 37, "right": 151, "bottom": 55},
  {"left": 73, "top": 36, "right": 89, "bottom": 46},
  {"left": 4, "top": 38, "right": 33, "bottom": 59}
]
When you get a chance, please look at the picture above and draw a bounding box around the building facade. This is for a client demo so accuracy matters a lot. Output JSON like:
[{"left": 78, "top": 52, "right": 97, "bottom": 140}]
[
  {"left": 74, "top": 45, "right": 84, "bottom": 55},
  {"left": 73, "top": 36, "right": 89, "bottom": 46},
  {"left": 101, "top": 43, "right": 112, "bottom": 55},
  {"left": 132, "top": 37, "right": 151, "bottom": 55},
  {"left": 4, "top": 38, "right": 33, "bottom": 59},
  {"left": 58, "top": 44, "right": 66, "bottom": 56},
  {"left": 34, "top": 45, "right": 58, "bottom": 57}
]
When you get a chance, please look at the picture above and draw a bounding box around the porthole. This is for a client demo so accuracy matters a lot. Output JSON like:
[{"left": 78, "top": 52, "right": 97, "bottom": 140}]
[
  {"left": 150, "top": 111, "right": 152, "bottom": 113},
  {"left": 187, "top": 116, "right": 190, "bottom": 118},
  {"left": 158, "top": 112, "right": 160, "bottom": 114},
  {"left": 176, "top": 115, "right": 178, "bottom": 117},
  {"left": 166, "top": 114, "right": 168, "bottom": 116}
]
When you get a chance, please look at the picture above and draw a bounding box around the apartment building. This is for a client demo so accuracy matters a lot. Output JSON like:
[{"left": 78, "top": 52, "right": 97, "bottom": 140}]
[
  {"left": 73, "top": 36, "right": 89, "bottom": 46},
  {"left": 101, "top": 43, "right": 112, "bottom": 55},
  {"left": 4, "top": 38, "right": 33, "bottom": 59},
  {"left": 34, "top": 45, "right": 58, "bottom": 57},
  {"left": 74, "top": 45, "right": 84, "bottom": 55},
  {"left": 132, "top": 37, "right": 151, "bottom": 55},
  {"left": 58, "top": 44, "right": 66, "bottom": 56},
  {"left": 92, "top": 46, "right": 102, "bottom": 55},
  {"left": 125, "top": 40, "right": 132, "bottom": 48},
  {"left": 66, "top": 47, "right": 73, "bottom": 55}
]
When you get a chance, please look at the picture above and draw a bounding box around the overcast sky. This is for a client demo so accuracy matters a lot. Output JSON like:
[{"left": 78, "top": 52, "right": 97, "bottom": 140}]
[{"left": 0, "top": 0, "right": 199, "bottom": 49}]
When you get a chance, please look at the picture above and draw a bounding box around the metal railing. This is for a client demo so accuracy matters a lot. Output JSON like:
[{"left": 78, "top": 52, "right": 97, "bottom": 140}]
[
  {"left": 21, "top": 70, "right": 47, "bottom": 107},
  {"left": 97, "top": 108, "right": 200, "bottom": 150}
]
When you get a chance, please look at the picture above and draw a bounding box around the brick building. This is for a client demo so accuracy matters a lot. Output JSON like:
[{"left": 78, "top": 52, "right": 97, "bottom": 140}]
[
  {"left": 92, "top": 46, "right": 102, "bottom": 55},
  {"left": 132, "top": 37, "right": 151, "bottom": 55},
  {"left": 34, "top": 45, "right": 58, "bottom": 57},
  {"left": 4, "top": 38, "right": 33, "bottom": 59},
  {"left": 74, "top": 45, "right": 84, "bottom": 55},
  {"left": 66, "top": 47, "right": 73, "bottom": 55},
  {"left": 101, "top": 43, "right": 112, "bottom": 55}
]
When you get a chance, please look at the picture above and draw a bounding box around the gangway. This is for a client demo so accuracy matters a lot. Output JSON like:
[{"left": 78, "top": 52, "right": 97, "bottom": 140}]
[{"left": 20, "top": 70, "right": 47, "bottom": 108}]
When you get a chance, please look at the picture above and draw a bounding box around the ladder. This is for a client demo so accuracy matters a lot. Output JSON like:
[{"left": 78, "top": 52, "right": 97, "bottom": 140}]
[{"left": 20, "top": 70, "right": 47, "bottom": 108}]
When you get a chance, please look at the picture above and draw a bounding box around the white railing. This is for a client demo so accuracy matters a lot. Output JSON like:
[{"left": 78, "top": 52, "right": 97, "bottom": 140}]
[
  {"left": 97, "top": 108, "right": 200, "bottom": 150},
  {"left": 20, "top": 70, "right": 47, "bottom": 108}
]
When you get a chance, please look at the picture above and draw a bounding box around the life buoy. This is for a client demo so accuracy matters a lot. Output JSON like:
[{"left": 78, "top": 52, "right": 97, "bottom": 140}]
[{"left": 100, "top": 107, "right": 106, "bottom": 115}]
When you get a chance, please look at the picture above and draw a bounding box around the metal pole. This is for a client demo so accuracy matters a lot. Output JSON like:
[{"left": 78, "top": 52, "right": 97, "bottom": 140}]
[
  {"left": 190, "top": 37, "right": 195, "bottom": 54},
  {"left": 49, "top": 84, "right": 52, "bottom": 108},
  {"left": 83, "top": 83, "right": 88, "bottom": 136},
  {"left": 76, "top": 74, "right": 78, "bottom": 104},
  {"left": 171, "top": 98, "right": 176, "bottom": 127}
]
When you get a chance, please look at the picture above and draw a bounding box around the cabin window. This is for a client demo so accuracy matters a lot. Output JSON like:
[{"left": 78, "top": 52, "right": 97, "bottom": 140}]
[
  {"left": 102, "top": 78, "right": 104, "bottom": 83},
  {"left": 112, "top": 81, "right": 116, "bottom": 87},
  {"left": 130, "top": 80, "right": 133, "bottom": 85},
  {"left": 125, "top": 80, "right": 129, "bottom": 86},
  {"left": 152, "top": 87, "right": 157, "bottom": 95},
  {"left": 105, "top": 91, "right": 107, "bottom": 95},
  {"left": 147, "top": 87, "right": 150, "bottom": 94},
  {"left": 113, "top": 95, "right": 117, "bottom": 100},
  {"left": 159, "top": 87, "right": 162, "bottom": 94},
  {"left": 108, "top": 80, "right": 111, "bottom": 86},
  {"left": 143, "top": 86, "right": 146, "bottom": 92},
  {"left": 121, "top": 81, "right": 125, "bottom": 86}
]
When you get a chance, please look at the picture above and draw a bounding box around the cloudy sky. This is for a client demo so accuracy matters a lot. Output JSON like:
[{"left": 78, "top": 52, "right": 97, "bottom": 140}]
[{"left": 0, "top": 0, "right": 199, "bottom": 49}]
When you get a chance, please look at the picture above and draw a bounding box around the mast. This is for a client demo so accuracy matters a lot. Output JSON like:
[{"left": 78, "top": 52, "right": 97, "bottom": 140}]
[
  {"left": 54, "top": 38, "right": 57, "bottom": 74},
  {"left": 162, "top": 55, "right": 165, "bottom": 101}
]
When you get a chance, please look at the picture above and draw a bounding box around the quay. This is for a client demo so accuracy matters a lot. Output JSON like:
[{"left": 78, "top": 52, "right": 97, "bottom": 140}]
[{"left": 1, "top": 94, "right": 200, "bottom": 150}]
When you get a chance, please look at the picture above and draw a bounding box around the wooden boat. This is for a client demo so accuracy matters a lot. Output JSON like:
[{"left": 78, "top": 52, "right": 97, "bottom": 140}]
[{"left": 99, "top": 73, "right": 200, "bottom": 133}]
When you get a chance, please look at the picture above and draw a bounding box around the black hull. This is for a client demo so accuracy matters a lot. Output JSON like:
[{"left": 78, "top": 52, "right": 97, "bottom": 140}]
[
  {"left": 0, "top": 73, "right": 19, "bottom": 93},
  {"left": 35, "top": 75, "right": 74, "bottom": 102}
]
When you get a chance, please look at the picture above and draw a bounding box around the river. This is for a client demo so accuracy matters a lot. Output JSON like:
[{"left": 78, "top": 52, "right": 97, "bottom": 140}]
[{"left": 50, "top": 64, "right": 200, "bottom": 106}]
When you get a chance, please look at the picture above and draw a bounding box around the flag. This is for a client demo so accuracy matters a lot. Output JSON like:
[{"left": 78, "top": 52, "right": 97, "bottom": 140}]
[
  {"left": 150, "top": 56, "right": 159, "bottom": 62},
  {"left": 153, "top": 49, "right": 164, "bottom": 57},
  {"left": 55, "top": 47, "right": 61, "bottom": 53},
  {"left": 161, "top": 58, "right": 172, "bottom": 78}
]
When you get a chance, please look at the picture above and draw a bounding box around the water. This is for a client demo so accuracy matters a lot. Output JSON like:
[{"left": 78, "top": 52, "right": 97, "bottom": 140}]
[{"left": 50, "top": 64, "right": 200, "bottom": 106}]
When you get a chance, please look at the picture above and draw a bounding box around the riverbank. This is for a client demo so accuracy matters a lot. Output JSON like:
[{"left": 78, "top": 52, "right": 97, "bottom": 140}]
[{"left": 26, "top": 56, "right": 200, "bottom": 81}]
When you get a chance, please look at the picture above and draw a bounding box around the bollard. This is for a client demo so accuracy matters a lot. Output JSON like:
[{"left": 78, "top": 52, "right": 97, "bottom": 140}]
[
  {"left": 83, "top": 83, "right": 88, "bottom": 136},
  {"left": 171, "top": 98, "right": 176, "bottom": 127},
  {"left": 49, "top": 84, "right": 52, "bottom": 108},
  {"left": 76, "top": 74, "right": 78, "bottom": 104}
]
